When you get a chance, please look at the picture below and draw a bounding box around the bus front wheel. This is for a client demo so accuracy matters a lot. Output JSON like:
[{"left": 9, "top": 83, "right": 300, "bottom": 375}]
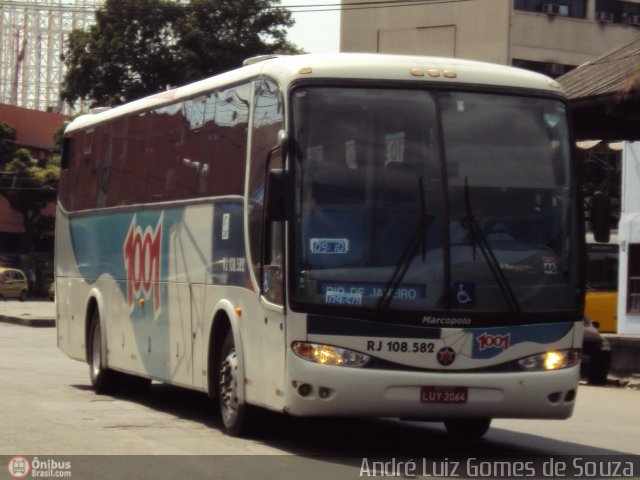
[
  {"left": 88, "top": 310, "right": 118, "bottom": 394},
  {"left": 444, "top": 418, "right": 491, "bottom": 439},
  {"left": 218, "top": 330, "right": 253, "bottom": 436}
]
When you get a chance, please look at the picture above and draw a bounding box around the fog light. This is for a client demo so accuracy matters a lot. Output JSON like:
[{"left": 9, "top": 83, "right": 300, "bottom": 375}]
[
  {"left": 548, "top": 392, "right": 561, "bottom": 403},
  {"left": 565, "top": 389, "right": 576, "bottom": 402},
  {"left": 292, "top": 342, "right": 370, "bottom": 367},
  {"left": 298, "top": 383, "right": 312, "bottom": 397}
]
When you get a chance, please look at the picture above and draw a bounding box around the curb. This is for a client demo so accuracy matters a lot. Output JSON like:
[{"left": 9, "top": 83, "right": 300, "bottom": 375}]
[{"left": 0, "top": 315, "right": 55, "bottom": 328}]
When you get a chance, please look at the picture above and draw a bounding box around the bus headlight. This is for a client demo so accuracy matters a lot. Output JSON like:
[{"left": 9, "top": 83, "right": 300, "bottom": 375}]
[
  {"left": 517, "top": 349, "right": 581, "bottom": 371},
  {"left": 292, "top": 342, "right": 371, "bottom": 367}
]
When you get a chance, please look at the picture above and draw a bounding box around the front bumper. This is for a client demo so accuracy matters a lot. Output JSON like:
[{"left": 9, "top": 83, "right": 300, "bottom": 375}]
[{"left": 284, "top": 354, "right": 580, "bottom": 419}]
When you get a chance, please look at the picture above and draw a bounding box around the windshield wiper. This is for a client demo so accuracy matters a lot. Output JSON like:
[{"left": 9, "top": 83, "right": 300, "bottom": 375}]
[
  {"left": 459, "top": 177, "right": 521, "bottom": 313},
  {"left": 376, "top": 178, "right": 433, "bottom": 312}
]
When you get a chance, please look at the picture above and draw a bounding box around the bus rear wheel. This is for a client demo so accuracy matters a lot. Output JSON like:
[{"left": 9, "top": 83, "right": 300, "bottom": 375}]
[
  {"left": 444, "top": 418, "right": 491, "bottom": 439},
  {"left": 88, "top": 310, "right": 118, "bottom": 394},
  {"left": 218, "top": 330, "right": 253, "bottom": 436}
]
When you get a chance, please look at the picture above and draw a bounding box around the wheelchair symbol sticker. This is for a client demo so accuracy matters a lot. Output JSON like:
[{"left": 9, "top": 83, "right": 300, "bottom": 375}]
[{"left": 453, "top": 282, "right": 475, "bottom": 306}]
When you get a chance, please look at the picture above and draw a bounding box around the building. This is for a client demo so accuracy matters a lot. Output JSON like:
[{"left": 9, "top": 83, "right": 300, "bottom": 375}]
[
  {"left": 0, "top": 103, "right": 67, "bottom": 164},
  {"left": 0, "top": 104, "right": 65, "bottom": 292},
  {"left": 340, "top": 0, "right": 640, "bottom": 78}
]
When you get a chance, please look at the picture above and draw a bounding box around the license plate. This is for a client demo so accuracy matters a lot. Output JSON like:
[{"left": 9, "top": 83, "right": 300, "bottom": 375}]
[{"left": 420, "top": 386, "right": 468, "bottom": 403}]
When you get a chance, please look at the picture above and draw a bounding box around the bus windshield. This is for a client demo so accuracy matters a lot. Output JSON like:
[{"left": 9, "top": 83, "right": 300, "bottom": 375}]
[{"left": 291, "top": 86, "right": 580, "bottom": 314}]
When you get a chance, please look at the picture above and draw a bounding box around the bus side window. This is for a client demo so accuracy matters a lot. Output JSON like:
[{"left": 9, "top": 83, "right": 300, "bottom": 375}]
[
  {"left": 58, "top": 137, "right": 74, "bottom": 210},
  {"left": 148, "top": 104, "right": 188, "bottom": 201},
  {"left": 207, "top": 85, "right": 250, "bottom": 197},
  {"left": 70, "top": 128, "right": 99, "bottom": 210},
  {"left": 263, "top": 153, "right": 285, "bottom": 305}
]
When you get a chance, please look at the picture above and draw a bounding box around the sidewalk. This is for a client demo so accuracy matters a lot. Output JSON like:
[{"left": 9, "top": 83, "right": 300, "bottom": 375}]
[{"left": 0, "top": 300, "right": 56, "bottom": 327}]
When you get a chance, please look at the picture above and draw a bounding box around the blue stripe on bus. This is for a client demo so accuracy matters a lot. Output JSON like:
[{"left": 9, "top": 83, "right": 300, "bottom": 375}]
[
  {"left": 68, "top": 203, "right": 250, "bottom": 379},
  {"left": 466, "top": 322, "right": 574, "bottom": 359}
]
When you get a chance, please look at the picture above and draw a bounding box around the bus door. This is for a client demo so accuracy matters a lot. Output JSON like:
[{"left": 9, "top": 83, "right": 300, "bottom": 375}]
[
  {"left": 260, "top": 217, "right": 286, "bottom": 406},
  {"left": 247, "top": 78, "right": 287, "bottom": 407}
]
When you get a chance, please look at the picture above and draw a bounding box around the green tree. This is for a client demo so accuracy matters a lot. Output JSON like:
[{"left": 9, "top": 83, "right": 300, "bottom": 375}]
[
  {"left": 0, "top": 149, "right": 60, "bottom": 253},
  {"left": 0, "top": 122, "right": 18, "bottom": 168},
  {"left": 61, "top": 0, "right": 301, "bottom": 107},
  {"left": 176, "top": 0, "right": 300, "bottom": 83},
  {"left": 62, "top": 0, "right": 183, "bottom": 106}
]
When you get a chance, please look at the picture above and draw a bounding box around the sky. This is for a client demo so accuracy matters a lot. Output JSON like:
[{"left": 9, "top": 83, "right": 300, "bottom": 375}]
[{"left": 285, "top": 0, "right": 341, "bottom": 53}]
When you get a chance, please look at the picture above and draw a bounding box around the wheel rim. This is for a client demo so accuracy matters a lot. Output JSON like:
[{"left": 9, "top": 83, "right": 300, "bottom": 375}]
[
  {"left": 219, "top": 347, "right": 239, "bottom": 427},
  {"left": 91, "top": 323, "right": 102, "bottom": 380}
]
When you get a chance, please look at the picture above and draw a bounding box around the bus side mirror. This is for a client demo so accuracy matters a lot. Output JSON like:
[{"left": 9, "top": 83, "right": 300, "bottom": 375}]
[
  {"left": 263, "top": 130, "right": 288, "bottom": 222},
  {"left": 265, "top": 168, "right": 285, "bottom": 222},
  {"left": 277, "top": 129, "right": 288, "bottom": 152},
  {"left": 591, "top": 191, "right": 610, "bottom": 243}
]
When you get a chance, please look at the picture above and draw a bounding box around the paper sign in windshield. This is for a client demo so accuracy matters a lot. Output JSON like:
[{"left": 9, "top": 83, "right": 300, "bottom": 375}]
[
  {"left": 542, "top": 256, "right": 558, "bottom": 275},
  {"left": 320, "top": 282, "right": 425, "bottom": 300},
  {"left": 325, "top": 291, "right": 362, "bottom": 305},
  {"left": 310, "top": 238, "right": 349, "bottom": 254}
]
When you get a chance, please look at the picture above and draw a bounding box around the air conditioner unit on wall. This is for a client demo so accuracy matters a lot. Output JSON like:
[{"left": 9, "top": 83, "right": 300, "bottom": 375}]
[
  {"left": 627, "top": 14, "right": 640, "bottom": 26},
  {"left": 542, "top": 3, "right": 569, "bottom": 16},
  {"left": 542, "top": 3, "right": 560, "bottom": 14},
  {"left": 549, "top": 64, "right": 565, "bottom": 76},
  {"left": 596, "top": 11, "right": 615, "bottom": 23}
]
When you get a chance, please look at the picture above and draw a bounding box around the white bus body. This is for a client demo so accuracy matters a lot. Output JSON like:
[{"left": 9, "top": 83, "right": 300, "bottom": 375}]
[{"left": 56, "top": 54, "right": 584, "bottom": 437}]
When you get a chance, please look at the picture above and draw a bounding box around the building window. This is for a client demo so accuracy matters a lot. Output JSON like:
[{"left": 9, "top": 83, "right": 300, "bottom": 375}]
[
  {"left": 595, "top": 0, "right": 640, "bottom": 25},
  {"left": 512, "top": 59, "right": 576, "bottom": 78},
  {"left": 514, "top": 0, "right": 587, "bottom": 18},
  {"left": 627, "top": 244, "right": 640, "bottom": 313}
]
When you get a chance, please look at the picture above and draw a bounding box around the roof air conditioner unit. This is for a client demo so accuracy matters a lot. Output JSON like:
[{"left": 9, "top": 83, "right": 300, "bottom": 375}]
[
  {"left": 542, "top": 4, "right": 569, "bottom": 16},
  {"left": 596, "top": 11, "right": 614, "bottom": 23},
  {"left": 627, "top": 14, "right": 640, "bottom": 26}
]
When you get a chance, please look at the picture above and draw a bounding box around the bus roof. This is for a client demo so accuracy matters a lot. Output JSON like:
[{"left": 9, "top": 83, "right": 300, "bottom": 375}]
[{"left": 65, "top": 53, "right": 564, "bottom": 133}]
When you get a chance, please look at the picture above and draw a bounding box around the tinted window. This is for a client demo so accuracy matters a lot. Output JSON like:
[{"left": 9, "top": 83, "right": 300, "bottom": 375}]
[{"left": 61, "top": 83, "right": 251, "bottom": 211}]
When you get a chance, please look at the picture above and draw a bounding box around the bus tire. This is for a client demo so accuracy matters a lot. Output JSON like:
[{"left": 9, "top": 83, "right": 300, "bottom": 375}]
[
  {"left": 218, "top": 329, "right": 254, "bottom": 436},
  {"left": 88, "top": 309, "right": 118, "bottom": 394},
  {"left": 444, "top": 418, "right": 491, "bottom": 439}
]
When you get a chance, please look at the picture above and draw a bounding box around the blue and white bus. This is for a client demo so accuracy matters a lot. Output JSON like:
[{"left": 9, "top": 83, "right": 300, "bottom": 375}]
[{"left": 56, "top": 53, "right": 584, "bottom": 437}]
